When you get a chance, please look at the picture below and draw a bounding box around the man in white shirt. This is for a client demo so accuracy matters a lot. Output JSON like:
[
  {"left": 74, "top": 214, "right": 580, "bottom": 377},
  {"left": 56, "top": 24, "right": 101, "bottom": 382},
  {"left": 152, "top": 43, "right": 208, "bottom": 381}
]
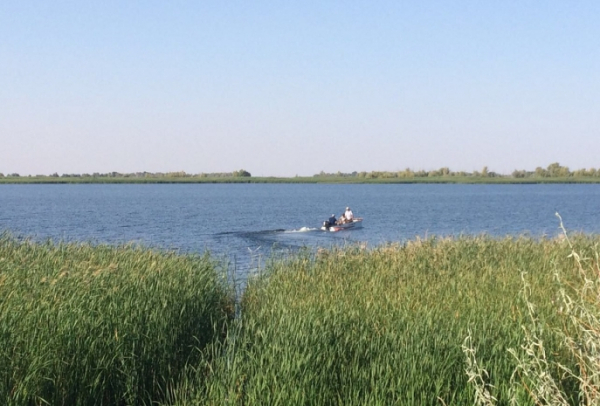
[{"left": 344, "top": 207, "right": 354, "bottom": 221}]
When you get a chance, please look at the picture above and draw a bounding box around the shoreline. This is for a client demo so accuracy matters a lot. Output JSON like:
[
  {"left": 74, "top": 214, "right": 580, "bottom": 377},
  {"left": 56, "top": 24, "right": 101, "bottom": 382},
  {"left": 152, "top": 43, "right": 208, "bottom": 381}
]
[{"left": 1, "top": 176, "right": 600, "bottom": 184}]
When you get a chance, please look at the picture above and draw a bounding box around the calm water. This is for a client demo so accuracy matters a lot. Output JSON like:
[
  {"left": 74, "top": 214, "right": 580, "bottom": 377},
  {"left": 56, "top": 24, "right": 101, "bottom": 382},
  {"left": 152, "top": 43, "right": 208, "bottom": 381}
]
[{"left": 1, "top": 184, "right": 599, "bottom": 275}]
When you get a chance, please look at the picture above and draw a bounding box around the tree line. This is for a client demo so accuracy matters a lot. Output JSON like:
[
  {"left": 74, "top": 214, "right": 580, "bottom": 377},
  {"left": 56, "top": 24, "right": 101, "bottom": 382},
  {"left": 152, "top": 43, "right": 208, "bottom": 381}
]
[
  {"left": 2, "top": 163, "right": 599, "bottom": 180},
  {"left": 313, "top": 163, "right": 600, "bottom": 179},
  {"left": 0, "top": 169, "right": 252, "bottom": 178}
]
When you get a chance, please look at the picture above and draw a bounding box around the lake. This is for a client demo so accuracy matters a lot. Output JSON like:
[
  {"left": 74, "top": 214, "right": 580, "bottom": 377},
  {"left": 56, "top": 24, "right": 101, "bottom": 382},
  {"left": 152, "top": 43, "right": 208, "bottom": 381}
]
[{"left": 1, "top": 183, "right": 599, "bottom": 276}]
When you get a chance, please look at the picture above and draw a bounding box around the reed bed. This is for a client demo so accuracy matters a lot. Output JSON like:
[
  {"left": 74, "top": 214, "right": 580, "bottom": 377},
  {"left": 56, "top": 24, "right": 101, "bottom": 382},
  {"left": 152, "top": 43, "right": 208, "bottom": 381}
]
[
  {"left": 0, "top": 234, "right": 234, "bottom": 406},
  {"left": 465, "top": 219, "right": 600, "bottom": 406},
  {"left": 3, "top": 232, "right": 599, "bottom": 405},
  {"left": 171, "top": 235, "right": 600, "bottom": 405}
]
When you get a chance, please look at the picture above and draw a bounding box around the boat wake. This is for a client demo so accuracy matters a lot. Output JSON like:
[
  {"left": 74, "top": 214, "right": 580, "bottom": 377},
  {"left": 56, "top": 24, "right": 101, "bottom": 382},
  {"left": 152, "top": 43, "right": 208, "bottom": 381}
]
[
  {"left": 215, "top": 229, "right": 285, "bottom": 236},
  {"left": 216, "top": 227, "right": 318, "bottom": 236},
  {"left": 284, "top": 226, "right": 318, "bottom": 233}
]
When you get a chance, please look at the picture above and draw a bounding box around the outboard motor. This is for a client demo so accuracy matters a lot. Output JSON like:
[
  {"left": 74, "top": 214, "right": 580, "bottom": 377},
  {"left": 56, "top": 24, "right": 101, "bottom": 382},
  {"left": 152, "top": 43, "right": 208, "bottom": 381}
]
[{"left": 322, "top": 220, "right": 330, "bottom": 229}]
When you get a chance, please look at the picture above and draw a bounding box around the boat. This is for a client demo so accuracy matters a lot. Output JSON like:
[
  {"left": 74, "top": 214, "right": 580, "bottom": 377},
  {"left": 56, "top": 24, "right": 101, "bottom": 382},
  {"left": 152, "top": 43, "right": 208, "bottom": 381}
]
[{"left": 321, "top": 218, "right": 363, "bottom": 232}]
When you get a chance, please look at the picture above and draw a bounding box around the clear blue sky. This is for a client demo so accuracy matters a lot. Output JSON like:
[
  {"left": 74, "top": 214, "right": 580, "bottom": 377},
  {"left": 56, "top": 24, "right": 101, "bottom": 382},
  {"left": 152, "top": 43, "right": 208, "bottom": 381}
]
[{"left": 1, "top": 1, "right": 598, "bottom": 176}]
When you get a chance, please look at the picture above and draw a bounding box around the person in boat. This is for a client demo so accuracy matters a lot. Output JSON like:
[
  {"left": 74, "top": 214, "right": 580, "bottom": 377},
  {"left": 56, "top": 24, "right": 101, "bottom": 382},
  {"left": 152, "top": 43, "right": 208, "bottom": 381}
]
[
  {"left": 327, "top": 214, "right": 337, "bottom": 227},
  {"left": 344, "top": 207, "right": 354, "bottom": 222}
]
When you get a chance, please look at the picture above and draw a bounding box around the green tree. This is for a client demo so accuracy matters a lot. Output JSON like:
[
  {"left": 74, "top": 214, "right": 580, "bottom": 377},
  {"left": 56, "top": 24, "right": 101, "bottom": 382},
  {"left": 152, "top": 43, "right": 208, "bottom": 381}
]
[
  {"left": 233, "top": 169, "right": 251, "bottom": 177},
  {"left": 534, "top": 167, "right": 547, "bottom": 177},
  {"left": 546, "top": 162, "right": 570, "bottom": 177}
]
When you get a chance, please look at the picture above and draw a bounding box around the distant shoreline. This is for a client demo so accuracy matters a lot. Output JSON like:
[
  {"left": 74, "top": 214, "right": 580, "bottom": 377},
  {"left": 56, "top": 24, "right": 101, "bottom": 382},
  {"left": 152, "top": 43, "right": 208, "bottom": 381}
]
[{"left": 1, "top": 176, "right": 600, "bottom": 184}]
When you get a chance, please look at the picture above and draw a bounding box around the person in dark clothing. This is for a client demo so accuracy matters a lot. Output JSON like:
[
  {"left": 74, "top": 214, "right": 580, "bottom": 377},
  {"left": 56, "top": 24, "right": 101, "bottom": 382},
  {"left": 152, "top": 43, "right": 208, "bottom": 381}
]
[{"left": 328, "top": 214, "right": 337, "bottom": 227}]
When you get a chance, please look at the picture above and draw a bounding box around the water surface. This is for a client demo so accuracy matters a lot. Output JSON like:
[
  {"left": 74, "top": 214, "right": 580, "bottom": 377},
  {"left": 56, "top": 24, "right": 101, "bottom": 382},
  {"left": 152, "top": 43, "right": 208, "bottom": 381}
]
[{"left": 1, "top": 183, "right": 599, "bottom": 275}]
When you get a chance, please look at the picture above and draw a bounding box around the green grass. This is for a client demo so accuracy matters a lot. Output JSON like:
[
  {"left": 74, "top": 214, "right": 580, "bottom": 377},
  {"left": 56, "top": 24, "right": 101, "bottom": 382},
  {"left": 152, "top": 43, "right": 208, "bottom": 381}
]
[
  {"left": 170, "top": 236, "right": 599, "bottom": 405},
  {"left": 2, "top": 233, "right": 599, "bottom": 405},
  {"left": 0, "top": 234, "right": 234, "bottom": 405}
]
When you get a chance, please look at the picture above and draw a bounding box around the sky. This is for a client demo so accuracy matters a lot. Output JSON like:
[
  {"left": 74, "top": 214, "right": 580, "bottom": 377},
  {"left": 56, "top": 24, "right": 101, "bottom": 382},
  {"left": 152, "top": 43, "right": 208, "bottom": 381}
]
[{"left": 1, "top": 1, "right": 598, "bottom": 177}]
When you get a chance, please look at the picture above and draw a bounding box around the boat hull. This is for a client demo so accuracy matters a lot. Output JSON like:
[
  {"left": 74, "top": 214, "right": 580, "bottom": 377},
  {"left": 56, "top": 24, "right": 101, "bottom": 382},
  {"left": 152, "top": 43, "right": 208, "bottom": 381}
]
[{"left": 321, "top": 218, "right": 363, "bottom": 232}]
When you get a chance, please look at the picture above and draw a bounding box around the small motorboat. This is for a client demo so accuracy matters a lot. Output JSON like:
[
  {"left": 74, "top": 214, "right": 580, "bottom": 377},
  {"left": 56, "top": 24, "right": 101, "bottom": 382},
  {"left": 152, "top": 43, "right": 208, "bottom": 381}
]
[{"left": 321, "top": 218, "right": 363, "bottom": 232}]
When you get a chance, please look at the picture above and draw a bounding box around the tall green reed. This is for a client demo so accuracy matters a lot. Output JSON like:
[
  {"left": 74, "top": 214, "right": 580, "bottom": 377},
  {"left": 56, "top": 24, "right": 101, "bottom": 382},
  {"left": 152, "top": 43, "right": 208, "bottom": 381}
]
[
  {"left": 0, "top": 234, "right": 234, "bottom": 405},
  {"left": 464, "top": 215, "right": 600, "bottom": 405},
  {"left": 170, "top": 236, "right": 594, "bottom": 405}
]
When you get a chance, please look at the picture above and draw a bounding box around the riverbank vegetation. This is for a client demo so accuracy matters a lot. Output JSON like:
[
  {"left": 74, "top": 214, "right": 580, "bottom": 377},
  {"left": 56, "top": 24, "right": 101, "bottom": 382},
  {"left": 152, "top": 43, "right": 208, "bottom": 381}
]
[
  {"left": 1, "top": 231, "right": 599, "bottom": 404},
  {"left": 0, "top": 235, "right": 234, "bottom": 405},
  {"left": 170, "top": 232, "right": 599, "bottom": 405},
  {"left": 1, "top": 162, "right": 599, "bottom": 183},
  {"left": 314, "top": 162, "right": 600, "bottom": 181}
]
